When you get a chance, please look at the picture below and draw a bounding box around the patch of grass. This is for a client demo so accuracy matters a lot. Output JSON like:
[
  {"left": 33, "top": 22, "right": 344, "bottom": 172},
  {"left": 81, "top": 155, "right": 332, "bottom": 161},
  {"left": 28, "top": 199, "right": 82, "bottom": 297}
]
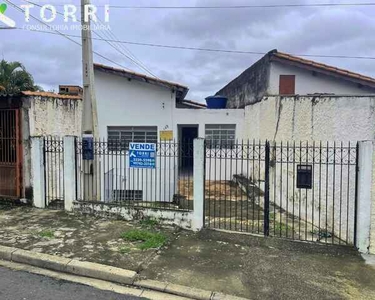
[
  {"left": 139, "top": 217, "right": 159, "bottom": 228},
  {"left": 121, "top": 229, "right": 167, "bottom": 250},
  {"left": 38, "top": 229, "right": 55, "bottom": 239}
]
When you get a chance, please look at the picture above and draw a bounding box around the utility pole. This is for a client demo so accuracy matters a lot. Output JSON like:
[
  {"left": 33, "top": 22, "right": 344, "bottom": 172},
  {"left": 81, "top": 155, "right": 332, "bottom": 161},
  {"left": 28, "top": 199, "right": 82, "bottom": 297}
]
[
  {"left": 81, "top": 0, "right": 98, "bottom": 137},
  {"left": 81, "top": 0, "right": 99, "bottom": 200}
]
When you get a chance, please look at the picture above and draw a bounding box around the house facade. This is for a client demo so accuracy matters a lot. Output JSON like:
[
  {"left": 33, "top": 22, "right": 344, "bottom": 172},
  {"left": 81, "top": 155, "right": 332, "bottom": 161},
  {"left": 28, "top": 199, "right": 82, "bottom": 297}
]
[{"left": 94, "top": 63, "right": 245, "bottom": 154}]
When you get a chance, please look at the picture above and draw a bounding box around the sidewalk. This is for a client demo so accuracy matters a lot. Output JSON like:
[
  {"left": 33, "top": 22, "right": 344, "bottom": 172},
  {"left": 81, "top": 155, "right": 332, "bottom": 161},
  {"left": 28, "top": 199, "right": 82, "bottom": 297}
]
[{"left": 1, "top": 206, "right": 375, "bottom": 299}]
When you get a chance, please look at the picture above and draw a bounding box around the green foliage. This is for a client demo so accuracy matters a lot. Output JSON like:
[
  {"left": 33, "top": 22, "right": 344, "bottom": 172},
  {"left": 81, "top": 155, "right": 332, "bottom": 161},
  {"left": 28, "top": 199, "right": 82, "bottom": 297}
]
[
  {"left": 121, "top": 229, "right": 167, "bottom": 250},
  {"left": 0, "top": 59, "right": 42, "bottom": 94},
  {"left": 38, "top": 229, "right": 54, "bottom": 239},
  {"left": 139, "top": 217, "right": 159, "bottom": 228}
]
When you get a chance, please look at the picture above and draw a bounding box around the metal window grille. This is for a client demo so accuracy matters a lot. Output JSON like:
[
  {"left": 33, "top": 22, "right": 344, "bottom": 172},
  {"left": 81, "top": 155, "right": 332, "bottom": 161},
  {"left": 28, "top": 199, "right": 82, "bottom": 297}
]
[
  {"left": 205, "top": 124, "right": 236, "bottom": 148},
  {"left": 108, "top": 126, "right": 158, "bottom": 150}
]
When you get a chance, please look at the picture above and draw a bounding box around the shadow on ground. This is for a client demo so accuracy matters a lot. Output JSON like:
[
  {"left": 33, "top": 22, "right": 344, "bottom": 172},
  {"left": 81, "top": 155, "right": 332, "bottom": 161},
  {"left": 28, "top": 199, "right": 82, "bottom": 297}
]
[{"left": 141, "top": 229, "right": 375, "bottom": 300}]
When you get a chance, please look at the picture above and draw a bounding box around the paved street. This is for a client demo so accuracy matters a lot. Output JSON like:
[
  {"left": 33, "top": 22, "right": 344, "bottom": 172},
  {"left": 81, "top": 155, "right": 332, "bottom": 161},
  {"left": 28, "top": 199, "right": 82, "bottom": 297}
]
[{"left": 0, "top": 266, "right": 143, "bottom": 300}]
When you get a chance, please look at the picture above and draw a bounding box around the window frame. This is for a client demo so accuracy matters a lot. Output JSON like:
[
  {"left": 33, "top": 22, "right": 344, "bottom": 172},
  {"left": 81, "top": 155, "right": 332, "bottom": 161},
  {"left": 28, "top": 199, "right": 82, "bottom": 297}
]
[
  {"left": 107, "top": 126, "right": 158, "bottom": 151},
  {"left": 205, "top": 124, "right": 236, "bottom": 149}
]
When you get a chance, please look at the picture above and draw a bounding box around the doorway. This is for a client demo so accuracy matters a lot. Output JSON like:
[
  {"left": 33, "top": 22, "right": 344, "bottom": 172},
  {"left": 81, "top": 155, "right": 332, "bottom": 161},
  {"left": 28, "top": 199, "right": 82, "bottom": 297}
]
[{"left": 178, "top": 125, "right": 198, "bottom": 173}]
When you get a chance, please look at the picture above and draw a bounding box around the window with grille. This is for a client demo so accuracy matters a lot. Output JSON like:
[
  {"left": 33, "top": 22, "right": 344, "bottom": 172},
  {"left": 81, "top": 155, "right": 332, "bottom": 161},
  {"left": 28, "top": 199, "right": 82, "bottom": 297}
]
[
  {"left": 205, "top": 124, "right": 236, "bottom": 148},
  {"left": 108, "top": 126, "right": 158, "bottom": 150}
]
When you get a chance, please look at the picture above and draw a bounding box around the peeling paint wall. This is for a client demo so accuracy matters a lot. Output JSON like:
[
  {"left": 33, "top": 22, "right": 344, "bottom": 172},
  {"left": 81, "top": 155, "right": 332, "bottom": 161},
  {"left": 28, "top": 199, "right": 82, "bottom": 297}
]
[
  {"left": 73, "top": 201, "right": 193, "bottom": 230},
  {"left": 23, "top": 96, "right": 82, "bottom": 201},
  {"left": 244, "top": 95, "right": 375, "bottom": 142},
  {"left": 25, "top": 96, "right": 82, "bottom": 137}
]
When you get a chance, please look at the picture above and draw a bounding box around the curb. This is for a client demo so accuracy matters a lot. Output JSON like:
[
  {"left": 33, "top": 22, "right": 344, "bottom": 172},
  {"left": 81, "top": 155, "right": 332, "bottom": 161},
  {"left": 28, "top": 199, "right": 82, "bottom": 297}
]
[
  {"left": 0, "top": 245, "right": 248, "bottom": 300},
  {"left": 0, "top": 245, "right": 136, "bottom": 285}
]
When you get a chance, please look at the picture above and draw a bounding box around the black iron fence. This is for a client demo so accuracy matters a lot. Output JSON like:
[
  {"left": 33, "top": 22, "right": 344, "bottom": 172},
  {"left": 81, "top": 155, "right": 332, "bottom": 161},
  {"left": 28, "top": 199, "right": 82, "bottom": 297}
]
[
  {"left": 204, "top": 140, "right": 358, "bottom": 246},
  {"left": 43, "top": 137, "right": 64, "bottom": 209},
  {"left": 75, "top": 139, "right": 194, "bottom": 211}
]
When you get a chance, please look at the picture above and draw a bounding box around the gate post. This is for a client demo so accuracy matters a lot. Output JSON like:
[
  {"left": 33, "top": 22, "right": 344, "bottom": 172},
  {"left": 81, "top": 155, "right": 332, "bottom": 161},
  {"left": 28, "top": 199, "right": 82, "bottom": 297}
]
[
  {"left": 63, "top": 136, "right": 77, "bottom": 211},
  {"left": 264, "top": 141, "right": 270, "bottom": 236},
  {"left": 356, "top": 141, "right": 374, "bottom": 253},
  {"left": 192, "top": 138, "right": 205, "bottom": 231},
  {"left": 31, "top": 137, "right": 45, "bottom": 208}
]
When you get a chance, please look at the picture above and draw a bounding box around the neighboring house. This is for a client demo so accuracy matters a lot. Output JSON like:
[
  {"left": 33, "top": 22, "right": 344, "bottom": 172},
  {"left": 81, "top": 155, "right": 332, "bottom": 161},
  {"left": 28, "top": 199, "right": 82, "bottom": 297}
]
[
  {"left": 218, "top": 49, "right": 375, "bottom": 109},
  {"left": 0, "top": 91, "right": 82, "bottom": 201},
  {"left": 216, "top": 49, "right": 375, "bottom": 142}
]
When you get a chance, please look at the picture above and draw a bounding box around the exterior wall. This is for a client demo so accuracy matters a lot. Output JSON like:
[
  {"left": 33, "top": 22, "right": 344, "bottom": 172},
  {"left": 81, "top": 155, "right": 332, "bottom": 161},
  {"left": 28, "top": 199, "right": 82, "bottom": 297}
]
[
  {"left": 268, "top": 61, "right": 375, "bottom": 95},
  {"left": 73, "top": 201, "right": 194, "bottom": 230},
  {"left": 244, "top": 95, "right": 375, "bottom": 142},
  {"left": 216, "top": 55, "right": 271, "bottom": 109},
  {"left": 22, "top": 96, "right": 82, "bottom": 201},
  {"left": 95, "top": 70, "right": 175, "bottom": 139},
  {"left": 173, "top": 109, "right": 245, "bottom": 139},
  {"left": 25, "top": 96, "right": 82, "bottom": 137},
  {"left": 94, "top": 71, "right": 246, "bottom": 204},
  {"left": 243, "top": 95, "right": 375, "bottom": 244}
]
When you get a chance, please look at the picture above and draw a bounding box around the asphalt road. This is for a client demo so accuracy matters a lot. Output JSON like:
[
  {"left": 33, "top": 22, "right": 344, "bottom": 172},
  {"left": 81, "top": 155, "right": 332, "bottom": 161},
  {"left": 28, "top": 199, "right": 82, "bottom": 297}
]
[{"left": 0, "top": 266, "right": 143, "bottom": 300}]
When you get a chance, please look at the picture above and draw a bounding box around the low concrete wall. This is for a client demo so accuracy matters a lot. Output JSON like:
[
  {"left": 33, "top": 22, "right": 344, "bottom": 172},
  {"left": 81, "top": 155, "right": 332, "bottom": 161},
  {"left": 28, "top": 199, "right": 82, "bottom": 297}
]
[{"left": 73, "top": 201, "right": 194, "bottom": 230}]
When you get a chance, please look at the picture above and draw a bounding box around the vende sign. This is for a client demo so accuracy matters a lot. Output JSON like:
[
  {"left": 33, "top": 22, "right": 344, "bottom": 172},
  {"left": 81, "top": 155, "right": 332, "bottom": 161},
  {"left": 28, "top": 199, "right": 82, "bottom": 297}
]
[{"left": 20, "top": 3, "right": 110, "bottom": 23}]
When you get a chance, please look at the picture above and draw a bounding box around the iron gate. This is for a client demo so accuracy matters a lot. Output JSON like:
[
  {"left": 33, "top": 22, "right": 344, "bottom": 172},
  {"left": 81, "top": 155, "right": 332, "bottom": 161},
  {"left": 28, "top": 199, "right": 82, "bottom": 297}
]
[
  {"left": 43, "top": 137, "right": 64, "bottom": 209},
  {"left": 204, "top": 140, "right": 358, "bottom": 246},
  {"left": 0, "top": 109, "right": 21, "bottom": 198}
]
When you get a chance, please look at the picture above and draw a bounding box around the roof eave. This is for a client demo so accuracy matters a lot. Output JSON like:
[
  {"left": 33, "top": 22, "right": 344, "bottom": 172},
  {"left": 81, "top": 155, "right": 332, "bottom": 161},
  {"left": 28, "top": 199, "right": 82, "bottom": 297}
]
[{"left": 94, "top": 64, "right": 189, "bottom": 100}]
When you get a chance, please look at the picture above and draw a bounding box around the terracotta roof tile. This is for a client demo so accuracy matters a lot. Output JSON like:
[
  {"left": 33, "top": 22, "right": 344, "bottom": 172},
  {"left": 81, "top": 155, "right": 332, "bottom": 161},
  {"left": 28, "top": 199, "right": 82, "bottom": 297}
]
[
  {"left": 94, "top": 63, "right": 188, "bottom": 90},
  {"left": 273, "top": 51, "right": 375, "bottom": 85}
]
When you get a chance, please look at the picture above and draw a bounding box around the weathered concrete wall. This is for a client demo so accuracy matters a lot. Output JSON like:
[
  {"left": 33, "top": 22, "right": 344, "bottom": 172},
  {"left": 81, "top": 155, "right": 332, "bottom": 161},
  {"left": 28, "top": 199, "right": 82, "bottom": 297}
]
[
  {"left": 22, "top": 96, "right": 82, "bottom": 201},
  {"left": 25, "top": 96, "right": 82, "bottom": 137},
  {"left": 243, "top": 95, "right": 375, "bottom": 244},
  {"left": 216, "top": 54, "right": 271, "bottom": 109},
  {"left": 244, "top": 95, "right": 375, "bottom": 142},
  {"left": 73, "top": 201, "right": 194, "bottom": 230},
  {"left": 370, "top": 142, "right": 375, "bottom": 254}
]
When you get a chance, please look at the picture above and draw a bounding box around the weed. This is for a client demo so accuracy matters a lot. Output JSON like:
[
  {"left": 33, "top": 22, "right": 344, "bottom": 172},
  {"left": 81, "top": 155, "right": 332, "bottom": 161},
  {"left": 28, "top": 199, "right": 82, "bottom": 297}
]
[
  {"left": 139, "top": 217, "right": 159, "bottom": 228},
  {"left": 121, "top": 229, "right": 167, "bottom": 250},
  {"left": 38, "top": 229, "right": 55, "bottom": 239}
]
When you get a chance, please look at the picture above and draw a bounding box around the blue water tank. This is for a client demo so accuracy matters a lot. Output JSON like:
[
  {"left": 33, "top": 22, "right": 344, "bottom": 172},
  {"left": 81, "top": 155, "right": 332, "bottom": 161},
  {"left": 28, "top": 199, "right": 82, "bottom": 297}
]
[{"left": 205, "top": 95, "right": 228, "bottom": 109}]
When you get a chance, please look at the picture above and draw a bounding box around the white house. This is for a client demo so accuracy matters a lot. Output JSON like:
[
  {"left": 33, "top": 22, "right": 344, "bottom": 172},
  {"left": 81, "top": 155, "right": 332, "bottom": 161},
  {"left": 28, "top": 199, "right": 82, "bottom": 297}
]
[{"left": 92, "top": 63, "right": 245, "bottom": 204}]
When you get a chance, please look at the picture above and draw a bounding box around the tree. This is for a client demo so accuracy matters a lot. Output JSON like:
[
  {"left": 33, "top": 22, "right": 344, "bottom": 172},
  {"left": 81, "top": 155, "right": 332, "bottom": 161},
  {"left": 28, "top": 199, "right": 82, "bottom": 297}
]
[{"left": 0, "top": 60, "right": 42, "bottom": 94}]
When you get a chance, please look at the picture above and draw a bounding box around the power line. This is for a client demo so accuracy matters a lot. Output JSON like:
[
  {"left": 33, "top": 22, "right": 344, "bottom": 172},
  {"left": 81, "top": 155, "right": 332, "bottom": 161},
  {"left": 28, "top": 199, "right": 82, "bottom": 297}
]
[
  {"left": 23, "top": 0, "right": 157, "bottom": 77},
  {"left": 20, "top": 28, "right": 375, "bottom": 61},
  {"left": 37, "top": 2, "right": 375, "bottom": 9},
  {"left": 5, "top": 0, "right": 133, "bottom": 71}
]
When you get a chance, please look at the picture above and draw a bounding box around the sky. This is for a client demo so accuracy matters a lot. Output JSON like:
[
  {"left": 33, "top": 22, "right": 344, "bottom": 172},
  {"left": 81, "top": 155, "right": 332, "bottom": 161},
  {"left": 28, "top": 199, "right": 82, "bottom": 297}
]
[{"left": 1, "top": 0, "right": 375, "bottom": 102}]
